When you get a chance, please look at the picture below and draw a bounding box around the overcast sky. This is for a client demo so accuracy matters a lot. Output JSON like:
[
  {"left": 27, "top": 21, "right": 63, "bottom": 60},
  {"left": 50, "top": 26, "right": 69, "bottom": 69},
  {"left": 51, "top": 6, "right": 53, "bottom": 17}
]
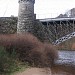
[{"left": 0, "top": 0, "right": 75, "bottom": 19}]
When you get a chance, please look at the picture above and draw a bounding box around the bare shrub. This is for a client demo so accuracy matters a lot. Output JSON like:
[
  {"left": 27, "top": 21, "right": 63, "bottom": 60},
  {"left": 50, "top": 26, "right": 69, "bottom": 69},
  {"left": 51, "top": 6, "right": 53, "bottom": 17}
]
[
  {"left": 0, "top": 33, "right": 58, "bottom": 67},
  {"left": 43, "top": 43, "right": 58, "bottom": 66}
]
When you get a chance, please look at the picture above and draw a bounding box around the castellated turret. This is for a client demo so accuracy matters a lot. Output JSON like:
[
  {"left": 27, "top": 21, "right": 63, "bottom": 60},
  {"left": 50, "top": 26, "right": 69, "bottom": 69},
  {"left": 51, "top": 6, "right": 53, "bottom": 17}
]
[{"left": 17, "top": 0, "right": 35, "bottom": 33}]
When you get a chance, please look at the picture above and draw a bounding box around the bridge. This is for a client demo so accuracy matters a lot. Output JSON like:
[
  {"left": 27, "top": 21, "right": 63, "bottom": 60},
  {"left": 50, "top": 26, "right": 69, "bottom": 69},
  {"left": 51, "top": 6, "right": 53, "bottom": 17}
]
[{"left": 39, "top": 17, "right": 75, "bottom": 45}]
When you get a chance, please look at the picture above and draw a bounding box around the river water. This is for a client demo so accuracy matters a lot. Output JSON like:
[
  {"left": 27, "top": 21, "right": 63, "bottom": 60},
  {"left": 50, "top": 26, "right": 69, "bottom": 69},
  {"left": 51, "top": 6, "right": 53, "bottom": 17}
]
[
  {"left": 52, "top": 51, "right": 75, "bottom": 75},
  {"left": 56, "top": 51, "right": 75, "bottom": 66}
]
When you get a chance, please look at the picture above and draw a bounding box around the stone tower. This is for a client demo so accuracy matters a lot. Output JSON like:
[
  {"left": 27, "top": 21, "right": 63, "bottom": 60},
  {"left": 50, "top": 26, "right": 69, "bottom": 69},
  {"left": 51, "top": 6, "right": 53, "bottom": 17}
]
[{"left": 17, "top": 0, "right": 35, "bottom": 33}]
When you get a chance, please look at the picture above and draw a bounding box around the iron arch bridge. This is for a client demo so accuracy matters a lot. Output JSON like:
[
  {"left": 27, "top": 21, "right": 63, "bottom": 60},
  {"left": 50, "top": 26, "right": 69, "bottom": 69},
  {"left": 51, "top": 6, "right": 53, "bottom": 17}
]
[{"left": 39, "top": 17, "right": 75, "bottom": 45}]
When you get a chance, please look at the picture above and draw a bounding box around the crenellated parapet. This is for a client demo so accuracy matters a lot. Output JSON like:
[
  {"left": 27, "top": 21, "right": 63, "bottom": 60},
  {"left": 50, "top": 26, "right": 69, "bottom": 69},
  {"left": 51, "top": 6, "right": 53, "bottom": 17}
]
[{"left": 18, "top": 0, "right": 35, "bottom": 4}]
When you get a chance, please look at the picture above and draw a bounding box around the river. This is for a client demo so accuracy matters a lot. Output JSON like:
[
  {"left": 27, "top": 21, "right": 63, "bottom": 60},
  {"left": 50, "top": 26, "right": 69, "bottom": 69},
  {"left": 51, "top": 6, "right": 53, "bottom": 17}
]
[
  {"left": 52, "top": 51, "right": 75, "bottom": 75},
  {"left": 56, "top": 51, "right": 75, "bottom": 66}
]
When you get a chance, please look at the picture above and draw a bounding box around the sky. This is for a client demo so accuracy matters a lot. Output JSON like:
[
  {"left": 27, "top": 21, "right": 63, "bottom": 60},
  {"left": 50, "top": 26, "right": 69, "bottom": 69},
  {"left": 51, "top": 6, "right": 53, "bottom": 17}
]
[{"left": 0, "top": 0, "right": 75, "bottom": 19}]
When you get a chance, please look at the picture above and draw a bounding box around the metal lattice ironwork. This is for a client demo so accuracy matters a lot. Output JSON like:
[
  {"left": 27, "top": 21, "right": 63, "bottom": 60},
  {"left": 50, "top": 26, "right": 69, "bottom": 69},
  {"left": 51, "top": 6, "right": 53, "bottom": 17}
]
[{"left": 40, "top": 18, "right": 75, "bottom": 44}]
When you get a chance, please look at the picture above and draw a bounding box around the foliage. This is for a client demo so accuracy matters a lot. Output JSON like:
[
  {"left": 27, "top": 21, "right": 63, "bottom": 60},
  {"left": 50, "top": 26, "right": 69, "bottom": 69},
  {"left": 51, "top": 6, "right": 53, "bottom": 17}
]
[
  {"left": 0, "top": 33, "right": 58, "bottom": 67},
  {"left": 0, "top": 46, "right": 28, "bottom": 75}
]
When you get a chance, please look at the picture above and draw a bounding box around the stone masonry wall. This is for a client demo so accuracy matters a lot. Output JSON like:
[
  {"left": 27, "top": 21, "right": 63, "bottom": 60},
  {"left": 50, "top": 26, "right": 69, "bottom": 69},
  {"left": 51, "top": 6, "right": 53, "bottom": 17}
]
[
  {"left": 0, "top": 17, "right": 17, "bottom": 34},
  {"left": 0, "top": 17, "right": 51, "bottom": 42},
  {"left": 17, "top": 0, "right": 35, "bottom": 33}
]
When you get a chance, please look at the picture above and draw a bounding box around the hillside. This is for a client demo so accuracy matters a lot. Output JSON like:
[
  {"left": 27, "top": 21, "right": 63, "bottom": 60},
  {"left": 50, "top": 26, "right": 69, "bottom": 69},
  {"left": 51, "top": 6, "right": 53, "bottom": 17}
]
[{"left": 57, "top": 8, "right": 75, "bottom": 18}]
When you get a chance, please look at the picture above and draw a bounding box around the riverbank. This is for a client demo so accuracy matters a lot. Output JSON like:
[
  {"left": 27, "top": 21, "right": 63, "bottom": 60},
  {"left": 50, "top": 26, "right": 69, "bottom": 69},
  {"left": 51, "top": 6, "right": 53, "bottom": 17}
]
[
  {"left": 51, "top": 65, "right": 75, "bottom": 75},
  {"left": 14, "top": 50, "right": 75, "bottom": 75},
  {"left": 56, "top": 37, "right": 75, "bottom": 50},
  {"left": 15, "top": 68, "right": 51, "bottom": 75},
  {"left": 14, "top": 65, "right": 75, "bottom": 75}
]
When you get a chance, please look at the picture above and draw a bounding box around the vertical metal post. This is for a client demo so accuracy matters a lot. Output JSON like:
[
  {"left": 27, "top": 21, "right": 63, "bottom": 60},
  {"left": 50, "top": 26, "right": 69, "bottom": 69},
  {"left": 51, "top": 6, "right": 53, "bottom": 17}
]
[{"left": 73, "top": 20, "right": 74, "bottom": 32}]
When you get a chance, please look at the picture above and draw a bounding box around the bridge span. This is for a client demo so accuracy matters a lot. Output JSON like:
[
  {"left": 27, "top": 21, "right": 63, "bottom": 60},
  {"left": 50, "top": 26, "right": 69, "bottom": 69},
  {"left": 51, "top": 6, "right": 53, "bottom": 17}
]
[
  {"left": 40, "top": 17, "right": 75, "bottom": 22},
  {"left": 39, "top": 17, "right": 75, "bottom": 44}
]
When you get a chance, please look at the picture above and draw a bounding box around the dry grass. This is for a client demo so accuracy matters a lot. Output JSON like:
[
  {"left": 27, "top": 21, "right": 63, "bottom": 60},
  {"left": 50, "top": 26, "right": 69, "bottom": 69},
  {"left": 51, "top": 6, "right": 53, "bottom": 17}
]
[{"left": 0, "top": 33, "right": 58, "bottom": 67}]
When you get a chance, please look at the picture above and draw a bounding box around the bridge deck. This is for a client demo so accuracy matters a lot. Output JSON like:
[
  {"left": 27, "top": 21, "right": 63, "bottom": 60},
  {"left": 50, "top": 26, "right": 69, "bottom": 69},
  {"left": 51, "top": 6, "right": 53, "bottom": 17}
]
[{"left": 39, "top": 17, "right": 75, "bottom": 22}]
